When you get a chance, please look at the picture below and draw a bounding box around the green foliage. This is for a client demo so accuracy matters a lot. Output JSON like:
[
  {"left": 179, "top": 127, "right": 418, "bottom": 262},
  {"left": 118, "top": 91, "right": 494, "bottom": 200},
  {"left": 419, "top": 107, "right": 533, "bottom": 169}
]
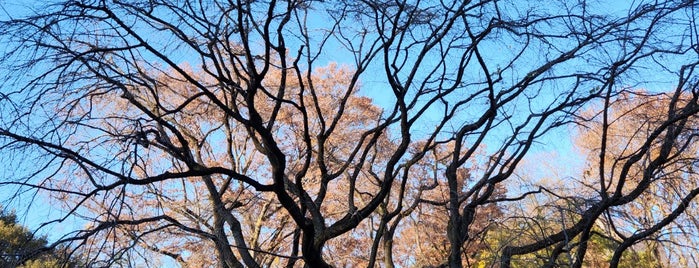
[
  {"left": 0, "top": 209, "right": 74, "bottom": 267},
  {"left": 19, "top": 258, "right": 62, "bottom": 268},
  {"left": 470, "top": 221, "right": 664, "bottom": 267}
]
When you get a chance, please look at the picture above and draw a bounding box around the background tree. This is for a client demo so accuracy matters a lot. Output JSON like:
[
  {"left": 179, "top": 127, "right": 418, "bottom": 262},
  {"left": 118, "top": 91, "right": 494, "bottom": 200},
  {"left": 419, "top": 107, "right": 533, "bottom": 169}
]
[
  {"left": 574, "top": 90, "right": 699, "bottom": 267},
  {"left": 0, "top": 208, "right": 76, "bottom": 268},
  {"left": 0, "top": 0, "right": 698, "bottom": 267},
  {"left": 496, "top": 87, "right": 699, "bottom": 267}
]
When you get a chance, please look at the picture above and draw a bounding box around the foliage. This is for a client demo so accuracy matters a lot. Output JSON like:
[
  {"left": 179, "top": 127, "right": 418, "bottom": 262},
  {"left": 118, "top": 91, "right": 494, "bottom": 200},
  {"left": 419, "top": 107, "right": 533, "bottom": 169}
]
[
  {"left": 0, "top": 0, "right": 697, "bottom": 267},
  {"left": 0, "top": 209, "right": 74, "bottom": 268}
]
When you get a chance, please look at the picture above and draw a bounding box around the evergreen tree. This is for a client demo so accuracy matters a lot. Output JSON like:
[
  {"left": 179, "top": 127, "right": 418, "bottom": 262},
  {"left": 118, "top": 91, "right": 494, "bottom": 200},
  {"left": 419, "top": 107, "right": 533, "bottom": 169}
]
[{"left": 0, "top": 209, "right": 74, "bottom": 268}]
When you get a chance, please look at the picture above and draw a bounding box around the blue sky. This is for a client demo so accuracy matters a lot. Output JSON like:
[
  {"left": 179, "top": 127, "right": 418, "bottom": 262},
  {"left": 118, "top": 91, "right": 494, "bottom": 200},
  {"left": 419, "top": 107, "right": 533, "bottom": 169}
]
[{"left": 0, "top": 0, "right": 697, "bottom": 266}]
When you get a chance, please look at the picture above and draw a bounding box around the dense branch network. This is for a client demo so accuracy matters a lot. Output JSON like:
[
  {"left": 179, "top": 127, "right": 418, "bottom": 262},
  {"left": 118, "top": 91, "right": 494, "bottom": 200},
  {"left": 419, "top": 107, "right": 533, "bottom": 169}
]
[{"left": 0, "top": 0, "right": 698, "bottom": 267}]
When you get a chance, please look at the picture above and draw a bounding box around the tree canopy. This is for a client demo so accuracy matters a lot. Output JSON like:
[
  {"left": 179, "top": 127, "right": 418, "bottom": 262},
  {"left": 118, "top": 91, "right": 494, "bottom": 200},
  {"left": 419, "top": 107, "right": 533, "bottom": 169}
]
[
  {"left": 0, "top": 0, "right": 698, "bottom": 267},
  {"left": 0, "top": 209, "right": 76, "bottom": 267}
]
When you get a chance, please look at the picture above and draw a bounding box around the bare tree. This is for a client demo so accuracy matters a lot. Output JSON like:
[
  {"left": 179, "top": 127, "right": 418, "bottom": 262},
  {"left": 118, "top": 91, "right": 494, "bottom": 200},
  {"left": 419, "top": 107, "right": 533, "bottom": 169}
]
[{"left": 1, "top": 0, "right": 697, "bottom": 267}]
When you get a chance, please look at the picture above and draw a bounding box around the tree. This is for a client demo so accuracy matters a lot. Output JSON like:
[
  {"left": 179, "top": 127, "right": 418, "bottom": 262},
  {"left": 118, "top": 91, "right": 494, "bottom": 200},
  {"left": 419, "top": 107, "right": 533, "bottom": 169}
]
[
  {"left": 0, "top": 209, "right": 76, "bottom": 267},
  {"left": 572, "top": 91, "right": 699, "bottom": 267},
  {"left": 0, "top": 0, "right": 698, "bottom": 267}
]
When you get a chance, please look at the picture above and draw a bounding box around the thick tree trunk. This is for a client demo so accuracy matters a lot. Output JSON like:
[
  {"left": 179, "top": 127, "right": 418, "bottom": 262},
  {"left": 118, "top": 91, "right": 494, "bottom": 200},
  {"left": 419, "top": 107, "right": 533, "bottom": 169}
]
[
  {"left": 301, "top": 228, "right": 331, "bottom": 268},
  {"left": 383, "top": 236, "right": 395, "bottom": 268},
  {"left": 213, "top": 213, "right": 244, "bottom": 268}
]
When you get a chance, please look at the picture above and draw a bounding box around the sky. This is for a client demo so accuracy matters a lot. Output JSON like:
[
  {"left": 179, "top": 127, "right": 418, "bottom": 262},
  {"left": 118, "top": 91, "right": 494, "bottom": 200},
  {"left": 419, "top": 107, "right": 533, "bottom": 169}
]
[
  {"left": 0, "top": 0, "right": 666, "bottom": 230},
  {"left": 0, "top": 0, "right": 696, "bottom": 266}
]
